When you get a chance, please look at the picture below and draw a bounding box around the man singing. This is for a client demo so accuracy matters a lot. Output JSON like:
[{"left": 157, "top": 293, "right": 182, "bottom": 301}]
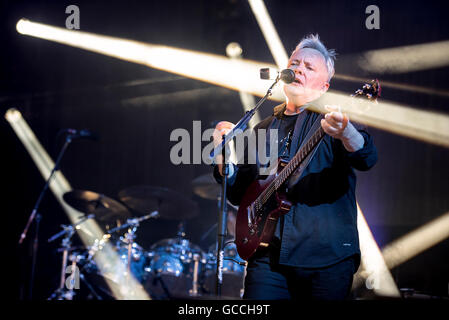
[{"left": 212, "top": 34, "right": 377, "bottom": 300}]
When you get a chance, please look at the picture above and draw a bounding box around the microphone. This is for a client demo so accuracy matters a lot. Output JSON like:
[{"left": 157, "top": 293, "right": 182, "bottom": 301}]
[
  {"left": 65, "top": 128, "right": 98, "bottom": 140},
  {"left": 259, "top": 68, "right": 295, "bottom": 84},
  {"left": 279, "top": 69, "right": 295, "bottom": 84}
]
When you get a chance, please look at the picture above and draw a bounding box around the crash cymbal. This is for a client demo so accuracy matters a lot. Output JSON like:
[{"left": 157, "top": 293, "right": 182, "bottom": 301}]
[
  {"left": 63, "top": 190, "right": 131, "bottom": 226},
  {"left": 191, "top": 173, "right": 221, "bottom": 200},
  {"left": 118, "top": 185, "right": 199, "bottom": 220}
]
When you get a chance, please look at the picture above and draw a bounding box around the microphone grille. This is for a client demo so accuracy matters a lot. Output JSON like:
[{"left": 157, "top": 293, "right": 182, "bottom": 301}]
[{"left": 280, "top": 69, "right": 295, "bottom": 84}]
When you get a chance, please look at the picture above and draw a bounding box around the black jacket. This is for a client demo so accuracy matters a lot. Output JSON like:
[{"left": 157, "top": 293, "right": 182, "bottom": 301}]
[{"left": 214, "top": 103, "right": 378, "bottom": 268}]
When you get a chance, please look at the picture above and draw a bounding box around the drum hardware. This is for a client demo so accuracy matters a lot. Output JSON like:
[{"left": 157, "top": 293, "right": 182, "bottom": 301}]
[
  {"left": 221, "top": 240, "right": 247, "bottom": 267},
  {"left": 80, "top": 227, "right": 150, "bottom": 297},
  {"left": 105, "top": 210, "right": 159, "bottom": 235},
  {"left": 81, "top": 236, "right": 149, "bottom": 298},
  {"left": 222, "top": 257, "right": 247, "bottom": 266},
  {"left": 60, "top": 186, "right": 213, "bottom": 300},
  {"left": 192, "top": 173, "right": 244, "bottom": 298},
  {"left": 47, "top": 215, "right": 94, "bottom": 300},
  {"left": 189, "top": 253, "right": 201, "bottom": 297},
  {"left": 120, "top": 216, "right": 150, "bottom": 286},
  {"left": 105, "top": 211, "right": 159, "bottom": 287},
  {"left": 124, "top": 226, "right": 136, "bottom": 285},
  {"left": 48, "top": 214, "right": 95, "bottom": 243},
  {"left": 59, "top": 191, "right": 153, "bottom": 298},
  {"left": 203, "top": 241, "right": 246, "bottom": 298},
  {"left": 176, "top": 220, "right": 186, "bottom": 238}
]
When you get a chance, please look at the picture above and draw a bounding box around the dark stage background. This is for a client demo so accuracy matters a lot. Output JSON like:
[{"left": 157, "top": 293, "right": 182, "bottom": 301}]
[{"left": 1, "top": 0, "right": 448, "bottom": 300}]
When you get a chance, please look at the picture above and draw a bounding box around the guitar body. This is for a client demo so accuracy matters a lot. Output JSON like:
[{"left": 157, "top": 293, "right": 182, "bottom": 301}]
[{"left": 235, "top": 159, "right": 292, "bottom": 260}]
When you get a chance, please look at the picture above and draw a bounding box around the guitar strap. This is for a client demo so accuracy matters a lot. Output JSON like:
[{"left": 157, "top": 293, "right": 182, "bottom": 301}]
[{"left": 261, "top": 104, "right": 324, "bottom": 187}]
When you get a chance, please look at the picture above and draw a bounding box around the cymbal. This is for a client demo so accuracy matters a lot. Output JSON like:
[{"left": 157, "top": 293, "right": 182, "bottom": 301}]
[
  {"left": 63, "top": 190, "right": 131, "bottom": 226},
  {"left": 191, "top": 173, "right": 221, "bottom": 200},
  {"left": 118, "top": 185, "right": 199, "bottom": 220}
]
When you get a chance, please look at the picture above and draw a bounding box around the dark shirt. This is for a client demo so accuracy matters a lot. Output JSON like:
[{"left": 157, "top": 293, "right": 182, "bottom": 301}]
[
  {"left": 214, "top": 103, "right": 378, "bottom": 268},
  {"left": 277, "top": 113, "right": 299, "bottom": 160}
]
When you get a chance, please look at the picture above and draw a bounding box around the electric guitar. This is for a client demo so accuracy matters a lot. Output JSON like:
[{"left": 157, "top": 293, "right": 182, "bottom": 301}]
[{"left": 235, "top": 80, "right": 380, "bottom": 261}]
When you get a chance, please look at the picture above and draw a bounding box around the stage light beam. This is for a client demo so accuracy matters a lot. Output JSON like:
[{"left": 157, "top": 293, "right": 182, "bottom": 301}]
[
  {"left": 358, "top": 40, "right": 449, "bottom": 74},
  {"left": 248, "top": 0, "right": 289, "bottom": 68},
  {"left": 15, "top": 18, "right": 449, "bottom": 148},
  {"left": 382, "top": 211, "right": 449, "bottom": 270},
  {"left": 353, "top": 204, "right": 400, "bottom": 297},
  {"left": 225, "top": 42, "right": 261, "bottom": 129}
]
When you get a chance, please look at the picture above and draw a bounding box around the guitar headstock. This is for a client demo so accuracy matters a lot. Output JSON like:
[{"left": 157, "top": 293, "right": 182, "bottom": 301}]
[{"left": 351, "top": 79, "right": 381, "bottom": 101}]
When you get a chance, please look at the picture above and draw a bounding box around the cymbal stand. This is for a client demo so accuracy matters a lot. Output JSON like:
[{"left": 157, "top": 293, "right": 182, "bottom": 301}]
[
  {"left": 177, "top": 220, "right": 186, "bottom": 238},
  {"left": 48, "top": 225, "right": 76, "bottom": 300},
  {"left": 47, "top": 215, "right": 94, "bottom": 300},
  {"left": 123, "top": 224, "right": 137, "bottom": 288},
  {"left": 106, "top": 211, "right": 159, "bottom": 235},
  {"left": 121, "top": 214, "right": 153, "bottom": 292},
  {"left": 117, "top": 213, "right": 159, "bottom": 274},
  {"left": 189, "top": 253, "right": 201, "bottom": 297}
]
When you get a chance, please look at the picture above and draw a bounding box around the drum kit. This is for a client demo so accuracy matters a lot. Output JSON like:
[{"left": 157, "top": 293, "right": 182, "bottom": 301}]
[{"left": 47, "top": 174, "right": 246, "bottom": 300}]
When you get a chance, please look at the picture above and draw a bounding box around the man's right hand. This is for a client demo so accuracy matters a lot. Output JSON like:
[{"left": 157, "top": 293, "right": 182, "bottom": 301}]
[{"left": 213, "top": 121, "right": 235, "bottom": 176}]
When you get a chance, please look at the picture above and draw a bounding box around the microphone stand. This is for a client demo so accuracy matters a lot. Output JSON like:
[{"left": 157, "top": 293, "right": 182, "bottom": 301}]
[
  {"left": 18, "top": 134, "right": 74, "bottom": 299},
  {"left": 211, "top": 75, "right": 280, "bottom": 297}
]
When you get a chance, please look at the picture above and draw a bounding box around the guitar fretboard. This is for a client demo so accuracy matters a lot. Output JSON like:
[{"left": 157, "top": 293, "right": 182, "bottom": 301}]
[
  {"left": 252, "top": 80, "right": 379, "bottom": 213},
  {"left": 254, "top": 126, "right": 325, "bottom": 212}
]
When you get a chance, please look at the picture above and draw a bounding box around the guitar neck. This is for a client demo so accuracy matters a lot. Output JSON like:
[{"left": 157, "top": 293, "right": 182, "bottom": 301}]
[{"left": 256, "top": 126, "right": 325, "bottom": 208}]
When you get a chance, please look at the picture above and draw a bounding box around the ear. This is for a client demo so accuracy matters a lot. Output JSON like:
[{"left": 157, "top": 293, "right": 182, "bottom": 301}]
[{"left": 321, "top": 82, "right": 330, "bottom": 94}]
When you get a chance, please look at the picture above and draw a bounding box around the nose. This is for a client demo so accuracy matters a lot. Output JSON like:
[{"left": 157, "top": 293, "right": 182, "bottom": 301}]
[{"left": 291, "top": 63, "right": 305, "bottom": 76}]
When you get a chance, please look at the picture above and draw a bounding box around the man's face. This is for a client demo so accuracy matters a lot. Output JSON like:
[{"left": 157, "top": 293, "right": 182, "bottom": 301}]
[{"left": 283, "top": 48, "right": 330, "bottom": 106}]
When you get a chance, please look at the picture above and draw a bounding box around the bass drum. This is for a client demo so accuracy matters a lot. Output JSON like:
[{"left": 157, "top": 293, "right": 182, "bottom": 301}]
[
  {"left": 203, "top": 241, "right": 246, "bottom": 298},
  {"left": 143, "top": 238, "right": 206, "bottom": 299}
]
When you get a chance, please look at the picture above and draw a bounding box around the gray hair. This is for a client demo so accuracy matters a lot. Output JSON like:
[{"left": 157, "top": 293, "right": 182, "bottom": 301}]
[{"left": 293, "top": 34, "right": 336, "bottom": 82}]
